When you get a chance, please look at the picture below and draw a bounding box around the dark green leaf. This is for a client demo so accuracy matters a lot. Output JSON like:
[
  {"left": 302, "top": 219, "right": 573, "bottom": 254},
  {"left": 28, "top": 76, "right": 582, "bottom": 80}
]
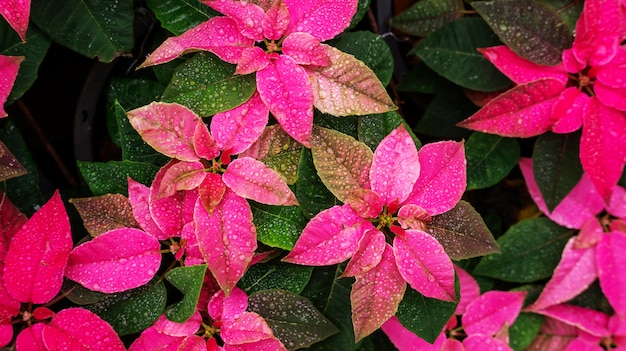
[
  {"left": 107, "top": 78, "right": 165, "bottom": 111},
  {"left": 472, "top": 0, "right": 572, "bottom": 66},
  {"left": 396, "top": 287, "right": 457, "bottom": 344},
  {"left": 389, "top": 0, "right": 464, "bottom": 37},
  {"left": 411, "top": 17, "right": 511, "bottom": 91},
  {"left": 146, "top": 0, "right": 218, "bottom": 35},
  {"left": 248, "top": 289, "right": 339, "bottom": 350},
  {"left": 165, "top": 264, "right": 207, "bottom": 323},
  {"left": 415, "top": 85, "right": 476, "bottom": 138},
  {"left": 251, "top": 203, "right": 308, "bottom": 250},
  {"left": 77, "top": 160, "right": 160, "bottom": 196},
  {"left": 473, "top": 218, "right": 574, "bottom": 283},
  {"left": 358, "top": 112, "right": 421, "bottom": 151},
  {"left": 89, "top": 280, "right": 167, "bottom": 335},
  {"left": 296, "top": 149, "right": 338, "bottom": 219},
  {"left": 396, "top": 62, "right": 448, "bottom": 94},
  {"left": 536, "top": 0, "right": 582, "bottom": 32},
  {"left": 347, "top": 0, "right": 371, "bottom": 31},
  {"left": 315, "top": 113, "right": 359, "bottom": 139},
  {"left": 62, "top": 278, "right": 106, "bottom": 305},
  {"left": 238, "top": 260, "right": 312, "bottom": 295},
  {"left": 532, "top": 132, "right": 583, "bottom": 212},
  {"left": 509, "top": 312, "right": 544, "bottom": 351},
  {"left": 466, "top": 132, "right": 520, "bottom": 190},
  {"left": 331, "top": 31, "right": 394, "bottom": 86},
  {"left": 31, "top": 0, "right": 134, "bottom": 62},
  {"left": 426, "top": 200, "right": 501, "bottom": 260},
  {"left": 161, "top": 52, "right": 256, "bottom": 116}
]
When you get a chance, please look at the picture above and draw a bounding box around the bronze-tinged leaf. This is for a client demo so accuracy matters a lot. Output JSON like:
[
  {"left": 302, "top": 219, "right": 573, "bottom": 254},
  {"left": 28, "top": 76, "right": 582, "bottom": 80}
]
[
  {"left": 0, "top": 140, "right": 27, "bottom": 182},
  {"left": 425, "top": 201, "right": 500, "bottom": 260},
  {"left": 70, "top": 194, "right": 140, "bottom": 237},
  {"left": 1, "top": 190, "right": 27, "bottom": 250},
  {"left": 310, "top": 126, "right": 373, "bottom": 203}
]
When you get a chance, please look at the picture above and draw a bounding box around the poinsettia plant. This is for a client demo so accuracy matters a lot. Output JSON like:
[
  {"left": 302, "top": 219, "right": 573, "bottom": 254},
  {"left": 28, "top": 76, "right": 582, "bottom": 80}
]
[{"left": 1, "top": 0, "right": 625, "bottom": 350}]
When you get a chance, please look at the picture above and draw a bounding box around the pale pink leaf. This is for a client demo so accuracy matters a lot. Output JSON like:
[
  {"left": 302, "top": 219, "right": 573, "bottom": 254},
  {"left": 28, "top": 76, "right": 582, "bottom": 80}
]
[
  {"left": 284, "top": 0, "right": 358, "bottom": 42},
  {"left": 140, "top": 17, "right": 253, "bottom": 67},
  {"left": 597, "top": 232, "right": 626, "bottom": 315},
  {"left": 235, "top": 47, "right": 270, "bottom": 75},
  {"left": 128, "top": 177, "right": 168, "bottom": 240},
  {"left": 308, "top": 45, "right": 397, "bottom": 116},
  {"left": 347, "top": 189, "right": 382, "bottom": 219},
  {"left": 0, "top": 55, "right": 23, "bottom": 117},
  {"left": 42, "top": 308, "right": 125, "bottom": 351},
  {"left": 551, "top": 87, "right": 588, "bottom": 134},
  {"left": 202, "top": 0, "right": 265, "bottom": 41},
  {"left": 221, "top": 312, "right": 274, "bottom": 344},
  {"left": 263, "top": 0, "right": 289, "bottom": 40},
  {"left": 478, "top": 46, "right": 568, "bottom": 85},
  {"left": 150, "top": 161, "right": 185, "bottom": 236},
  {"left": 194, "top": 190, "right": 257, "bottom": 294},
  {"left": 397, "top": 204, "right": 431, "bottom": 231},
  {"left": 370, "top": 125, "right": 420, "bottom": 206},
  {"left": 536, "top": 304, "right": 609, "bottom": 338},
  {"left": 393, "top": 230, "right": 456, "bottom": 301},
  {"left": 528, "top": 238, "right": 597, "bottom": 312},
  {"left": 462, "top": 290, "right": 526, "bottom": 336},
  {"left": 153, "top": 311, "right": 202, "bottom": 337},
  {"left": 282, "top": 205, "right": 368, "bottom": 265},
  {"left": 65, "top": 228, "right": 161, "bottom": 293},
  {"left": 454, "top": 264, "right": 480, "bottom": 316},
  {"left": 352, "top": 244, "right": 407, "bottom": 341},
  {"left": 342, "top": 228, "right": 386, "bottom": 277},
  {"left": 15, "top": 324, "right": 46, "bottom": 351},
  {"left": 128, "top": 326, "right": 186, "bottom": 351},
  {"left": 381, "top": 316, "right": 446, "bottom": 351},
  {"left": 4, "top": 191, "right": 72, "bottom": 304},
  {"left": 0, "top": 0, "right": 29, "bottom": 42},
  {"left": 208, "top": 287, "right": 248, "bottom": 322},
  {"left": 257, "top": 55, "right": 314, "bottom": 147},
  {"left": 457, "top": 78, "right": 565, "bottom": 137},
  {"left": 127, "top": 102, "right": 205, "bottom": 162},
  {"left": 403, "top": 141, "right": 466, "bottom": 216},
  {"left": 580, "top": 98, "right": 626, "bottom": 203},
  {"left": 463, "top": 334, "right": 513, "bottom": 351},
  {"left": 210, "top": 92, "right": 269, "bottom": 155},
  {"left": 157, "top": 161, "right": 207, "bottom": 199},
  {"left": 282, "top": 32, "right": 330, "bottom": 66},
  {"left": 572, "top": 0, "right": 624, "bottom": 66},
  {"left": 223, "top": 157, "right": 298, "bottom": 206}
]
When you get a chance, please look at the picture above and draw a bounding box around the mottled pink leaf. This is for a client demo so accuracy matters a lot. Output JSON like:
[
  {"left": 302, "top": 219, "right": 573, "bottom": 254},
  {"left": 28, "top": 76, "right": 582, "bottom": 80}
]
[
  {"left": 342, "top": 228, "right": 386, "bottom": 277},
  {"left": 263, "top": 0, "right": 289, "bottom": 40},
  {"left": 128, "top": 177, "right": 167, "bottom": 240},
  {"left": 352, "top": 244, "right": 407, "bottom": 341},
  {"left": 140, "top": 17, "right": 253, "bottom": 67},
  {"left": 194, "top": 190, "right": 257, "bottom": 294},
  {"left": 347, "top": 189, "right": 382, "bottom": 219},
  {"left": 71, "top": 194, "right": 140, "bottom": 237},
  {"left": 574, "top": 218, "right": 604, "bottom": 249},
  {"left": 457, "top": 78, "right": 565, "bottom": 137},
  {"left": 202, "top": 0, "right": 265, "bottom": 41},
  {"left": 235, "top": 47, "right": 270, "bottom": 75},
  {"left": 370, "top": 125, "right": 420, "bottom": 206},
  {"left": 221, "top": 312, "right": 275, "bottom": 344},
  {"left": 210, "top": 93, "right": 269, "bottom": 155},
  {"left": 462, "top": 290, "right": 526, "bottom": 336},
  {"left": 572, "top": 0, "right": 624, "bottom": 66},
  {"left": 283, "top": 205, "right": 368, "bottom": 265},
  {"left": 525, "top": 317, "right": 578, "bottom": 351},
  {"left": 528, "top": 238, "right": 598, "bottom": 312},
  {"left": 463, "top": 334, "right": 513, "bottom": 351},
  {"left": 127, "top": 102, "right": 206, "bottom": 162},
  {"left": 478, "top": 46, "right": 568, "bottom": 85},
  {"left": 208, "top": 287, "right": 248, "bottom": 322},
  {"left": 157, "top": 161, "right": 207, "bottom": 199},
  {"left": 0, "top": 139, "right": 27, "bottom": 181},
  {"left": 257, "top": 55, "right": 314, "bottom": 147},
  {"left": 580, "top": 98, "right": 626, "bottom": 203},
  {"left": 393, "top": 230, "right": 456, "bottom": 302},
  {"left": 403, "top": 141, "right": 466, "bottom": 216},
  {"left": 193, "top": 118, "right": 221, "bottom": 161},
  {"left": 308, "top": 45, "right": 397, "bottom": 116},
  {"left": 0, "top": 55, "right": 23, "bottom": 117},
  {"left": 0, "top": 0, "right": 29, "bottom": 41},
  {"left": 42, "top": 308, "right": 125, "bottom": 351},
  {"left": 15, "top": 323, "right": 46, "bottom": 351},
  {"left": 128, "top": 325, "right": 186, "bottom": 351},
  {"left": 536, "top": 304, "right": 609, "bottom": 338},
  {"left": 154, "top": 311, "right": 202, "bottom": 337},
  {"left": 551, "top": 87, "right": 588, "bottom": 134},
  {"left": 455, "top": 265, "right": 480, "bottom": 316},
  {"left": 178, "top": 335, "right": 206, "bottom": 351},
  {"left": 65, "top": 228, "right": 161, "bottom": 293},
  {"left": 282, "top": 32, "right": 330, "bottom": 66},
  {"left": 150, "top": 161, "right": 185, "bottom": 236},
  {"left": 4, "top": 191, "right": 72, "bottom": 304},
  {"left": 397, "top": 204, "right": 431, "bottom": 231},
  {"left": 597, "top": 232, "right": 626, "bottom": 315},
  {"left": 284, "top": 0, "right": 357, "bottom": 42},
  {"left": 381, "top": 316, "right": 446, "bottom": 351},
  {"left": 519, "top": 158, "right": 604, "bottom": 229},
  {"left": 223, "top": 157, "right": 298, "bottom": 205}
]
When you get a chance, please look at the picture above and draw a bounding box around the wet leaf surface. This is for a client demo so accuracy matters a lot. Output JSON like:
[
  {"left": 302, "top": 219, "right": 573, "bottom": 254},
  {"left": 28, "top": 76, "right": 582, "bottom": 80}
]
[
  {"left": 250, "top": 202, "right": 307, "bottom": 250},
  {"left": 77, "top": 160, "right": 160, "bottom": 196},
  {"left": 165, "top": 264, "right": 207, "bottom": 323},
  {"left": 295, "top": 148, "right": 338, "bottom": 219},
  {"left": 466, "top": 132, "right": 520, "bottom": 190},
  {"left": 70, "top": 194, "right": 140, "bottom": 237},
  {"left": 331, "top": 31, "right": 394, "bottom": 86},
  {"left": 396, "top": 287, "right": 456, "bottom": 344},
  {"left": 0, "top": 139, "right": 25, "bottom": 182},
  {"left": 146, "top": 0, "right": 218, "bottom": 36},
  {"left": 358, "top": 112, "right": 421, "bottom": 151},
  {"left": 238, "top": 260, "right": 312, "bottom": 295},
  {"left": 389, "top": 0, "right": 464, "bottom": 37}
]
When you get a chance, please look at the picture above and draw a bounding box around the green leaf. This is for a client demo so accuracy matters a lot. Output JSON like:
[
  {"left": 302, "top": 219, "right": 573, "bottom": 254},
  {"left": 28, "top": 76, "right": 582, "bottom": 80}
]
[
  {"left": 396, "top": 287, "right": 456, "bottom": 344},
  {"left": 426, "top": 200, "right": 501, "bottom": 260},
  {"left": 296, "top": 148, "right": 338, "bottom": 219},
  {"left": 466, "top": 132, "right": 520, "bottom": 190},
  {"left": 532, "top": 132, "right": 583, "bottom": 212},
  {"left": 77, "top": 160, "right": 160, "bottom": 196},
  {"left": 358, "top": 112, "right": 421, "bottom": 151},
  {"left": 509, "top": 312, "right": 544, "bottom": 351},
  {"left": 536, "top": 0, "right": 582, "bottom": 32},
  {"left": 31, "top": 0, "right": 134, "bottom": 62},
  {"left": 146, "top": 0, "right": 218, "bottom": 35},
  {"left": 389, "top": 0, "right": 464, "bottom": 37},
  {"left": 415, "top": 85, "right": 476, "bottom": 138},
  {"left": 248, "top": 289, "right": 339, "bottom": 351},
  {"left": 347, "top": 0, "right": 371, "bottom": 31},
  {"left": 331, "top": 31, "right": 394, "bottom": 86},
  {"left": 411, "top": 17, "right": 512, "bottom": 91},
  {"left": 107, "top": 78, "right": 165, "bottom": 111},
  {"left": 89, "top": 280, "right": 167, "bottom": 336},
  {"left": 164, "top": 264, "right": 207, "bottom": 323},
  {"left": 472, "top": 0, "right": 572, "bottom": 66},
  {"left": 251, "top": 203, "right": 308, "bottom": 250},
  {"left": 473, "top": 218, "right": 574, "bottom": 283},
  {"left": 62, "top": 279, "right": 106, "bottom": 305},
  {"left": 238, "top": 260, "right": 312, "bottom": 295},
  {"left": 396, "top": 62, "right": 448, "bottom": 94},
  {"left": 315, "top": 112, "right": 359, "bottom": 139},
  {"left": 161, "top": 52, "right": 256, "bottom": 116}
]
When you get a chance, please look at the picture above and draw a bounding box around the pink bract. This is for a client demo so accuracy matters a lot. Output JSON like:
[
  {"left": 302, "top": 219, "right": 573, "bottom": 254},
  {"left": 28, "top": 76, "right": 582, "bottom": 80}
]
[
  {"left": 0, "top": 55, "right": 23, "bottom": 118},
  {"left": 0, "top": 0, "right": 30, "bottom": 42}
]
